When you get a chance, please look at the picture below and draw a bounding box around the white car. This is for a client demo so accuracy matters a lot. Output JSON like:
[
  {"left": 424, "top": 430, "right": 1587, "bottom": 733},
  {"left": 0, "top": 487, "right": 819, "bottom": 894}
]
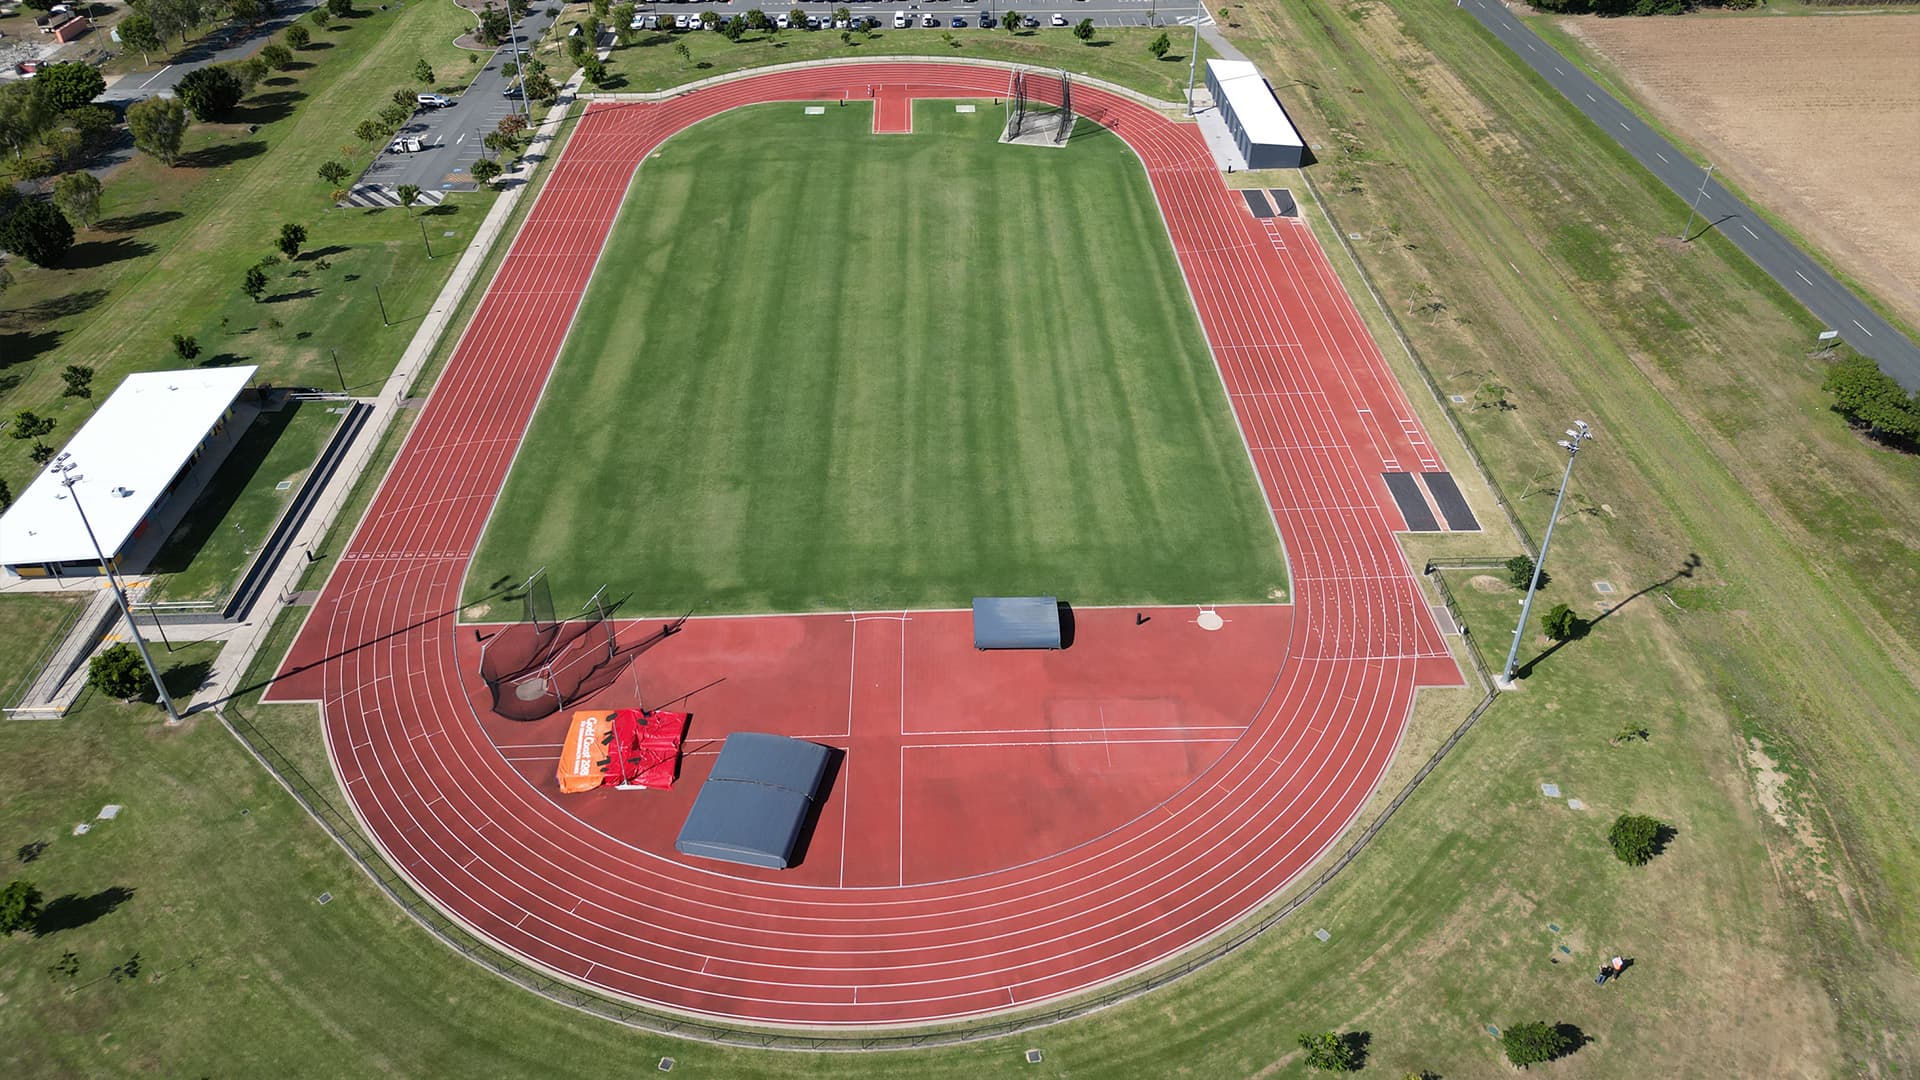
[
  {"left": 921, "top": 12, "right": 937, "bottom": 26},
  {"left": 674, "top": 13, "right": 690, "bottom": 28},
  {"left": 388, "top": 137, "right": 423, "bottom": 154},
  {"left": 1050, "top": 12, "right": 1066, "bottom": 25},
  {"left": 892, "top": 10, "right": 908, "bottom": 26},
  {"left": 776, "top": 12, "right": 789, "bottom": 27},
  {"left": 835, "top": 16, "right": 850, "bottom": 28}
]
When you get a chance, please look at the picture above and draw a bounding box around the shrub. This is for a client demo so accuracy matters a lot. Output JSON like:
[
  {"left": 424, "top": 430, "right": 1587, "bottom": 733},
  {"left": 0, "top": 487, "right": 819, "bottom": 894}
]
[
  {"left": 1541, "top": 602, "right": 1583, "bottom": 641},
  {"left": 1502, "top": 1020, "right": 1577, "bottom": 1067},
  {"left": 0, "top": 195, "right": 75, "bottom": 268},
  {"left": 0, "top": 879, "right": 43, "bottom": 935},
  {"left": 1296, "top": 1030, "right": 1364, "bottom": 1072},
  {"left": 261, "top": 43, "right": 294, "bottom": 70},
  {"left": 175, "top": 65, "right": 244, "bottom": 121},
  {"left": 89, "top": 642, "right": 150, "bottom": 700},
  {"left": 1608, "top": 813, "right": 1667, "bottom": 866},
  {"left": 1505, "top": 554, "right": 1536, "bottom": 588},
  {"left": 286, "top": 23, "right": 311, "bottom": 48},
  {"left": 171, "top": 333, "right": 201, "bottom": 360}
]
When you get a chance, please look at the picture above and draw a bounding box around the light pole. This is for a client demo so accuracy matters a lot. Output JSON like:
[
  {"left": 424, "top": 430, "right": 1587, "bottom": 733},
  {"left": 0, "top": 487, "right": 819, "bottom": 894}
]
[
  {"left": 48, "top": 454, "right": 183, "bottom": 725},
  {"left": 1677, "top": 162, "right": 1715, "bottom": 242},
  {"left": 505, "top": 1, "right": 529, "bottom": 118},
  {"left": 1499, "top": 420, "right": 1594, "bottom": 686},
  {"left": 1185, "top": 0, "right": 1202, "bottom": 116}
]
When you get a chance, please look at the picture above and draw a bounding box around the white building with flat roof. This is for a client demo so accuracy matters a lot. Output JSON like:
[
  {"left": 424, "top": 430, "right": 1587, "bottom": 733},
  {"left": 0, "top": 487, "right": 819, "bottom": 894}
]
[
  {"left": 1205, "top": 60, "right": 1307, "bottom": 170},
  {"left": 0, "top": 366, "right": 258, "bottom": 578}
]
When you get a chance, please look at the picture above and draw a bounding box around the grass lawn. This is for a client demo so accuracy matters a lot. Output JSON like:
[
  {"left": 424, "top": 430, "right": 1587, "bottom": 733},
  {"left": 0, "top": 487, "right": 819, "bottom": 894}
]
[
  {"left": 140, "top": 400, "right": 340, "bottom": 604},
  {"left": 0, "top": 595, "right": 86, "bottom": 708},
  {"left": 595, "top": 26, "right": 1213, "bottom": 100},
  {"left": 0, "top": 0, "right": 494, "bottom": 500},
  {"left": 467, "top": 103, "right": 1287, "bottom": 615}
]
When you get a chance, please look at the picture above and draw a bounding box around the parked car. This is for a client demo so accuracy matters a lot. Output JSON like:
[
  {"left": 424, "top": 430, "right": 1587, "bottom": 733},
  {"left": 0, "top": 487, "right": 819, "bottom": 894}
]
[
  {"left": 776, "top": 13, "right": 789, "bottom": 27},
  {"left": 388, "top": 137, "right": 424, "bottom": 153},
  {"left": 893, "top": 10, "right": 909, "bottom": 26},
  {"left": 416, "top": 93, "right": 453, "bottom": 108},
  {"left": 1023, "top": 15, "right": 1038, "bottom": 27},
  {"left": 1050, "top": 12, "right": 1066, "bottom": 24},
  {"left": 978, "top": 12, "right": 994, "bottom": 28},
  {"left": 949, "top": 15, "right": 964, "bottom": 26},
  {"left": 921, "top": 13, "right": 937, "bottom": 26}
]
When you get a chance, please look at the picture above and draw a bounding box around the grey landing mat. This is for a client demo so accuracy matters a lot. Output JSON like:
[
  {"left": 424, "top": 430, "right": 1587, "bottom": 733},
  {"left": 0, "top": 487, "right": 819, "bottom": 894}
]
[
  {"left": 1241, "top": 188, "right": 1274, "bottom": 219},
  {"left": 1267, "top": 188, "right": 1298, "bottom": 217},
  {"left": 1382, "top": 472, "right": 1441, "bottom": 532},
  {"left": 1419, "top": 471, "right": 1480, "bottom": 531}
]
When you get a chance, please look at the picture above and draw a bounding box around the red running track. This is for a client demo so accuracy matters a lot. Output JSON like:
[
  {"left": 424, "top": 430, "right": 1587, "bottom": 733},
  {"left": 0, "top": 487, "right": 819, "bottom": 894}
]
[{"left": 268, "top": 66, "right": 1463, "bottom": 1027}]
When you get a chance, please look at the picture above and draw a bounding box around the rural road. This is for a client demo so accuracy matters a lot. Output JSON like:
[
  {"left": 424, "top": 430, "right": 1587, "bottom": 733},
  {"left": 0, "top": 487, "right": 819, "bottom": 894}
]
[{"left": 1461, "top": 0, "right": 1920, "bottom": 390}]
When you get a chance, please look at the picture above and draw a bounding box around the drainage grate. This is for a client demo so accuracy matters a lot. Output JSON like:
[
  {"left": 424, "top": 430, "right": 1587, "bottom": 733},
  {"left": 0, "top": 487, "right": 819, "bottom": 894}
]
[
  {"left": 1315, "top": 928, "right": 1331, "bottom": 942},
  {"left": 1594, "top": 580, "right": 1615, "bottom": 594},
  {"left": 658, "top": 1058, "right": 675, "bottom": 1072},
  {"left": 317, "top": 892, "right": 333, "bottom": 905},
  {"left": 1025, "top": 1049, "right": 1043, "bottom": 1064},
  {"left": 1541, "top": 783, "right": 1561, "bottom": 798}
]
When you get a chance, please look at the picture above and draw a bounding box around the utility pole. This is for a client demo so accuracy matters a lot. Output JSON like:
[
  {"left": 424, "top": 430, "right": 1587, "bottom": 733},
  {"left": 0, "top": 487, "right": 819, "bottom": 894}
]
[
  {"left": 1677, "top": 162, "right": 1715, "bottom": 242},
  {"left": 1185, "top": 0, "right": 1202, "bottom": 116},
  {"left": 1499, "top": 420, "right": 1594, "bottom": 686},
  {"left": 505, "top": 0, "right": 529, "bottom": 117},
  {"left": 48, "top": 455, "right": 183, "bottom": 725}
]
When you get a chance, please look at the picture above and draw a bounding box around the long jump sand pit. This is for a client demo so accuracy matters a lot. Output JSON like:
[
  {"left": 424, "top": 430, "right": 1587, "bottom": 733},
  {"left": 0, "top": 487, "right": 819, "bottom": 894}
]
[{"left": 1561, "top": 13, "right": 1920, "bottom": 328}]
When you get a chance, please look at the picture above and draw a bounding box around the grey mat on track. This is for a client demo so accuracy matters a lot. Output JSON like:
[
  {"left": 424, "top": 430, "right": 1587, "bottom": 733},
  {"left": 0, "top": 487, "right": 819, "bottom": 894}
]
[
  {"left": 1419, "top": 471, "right": 1480, "bottom": 531},
  {"left": 1382, "top": 472, "right": 1441, "bottom": 532},
  {"left": 1241, "top": 188, "right": 1274, "bottom": 219}
]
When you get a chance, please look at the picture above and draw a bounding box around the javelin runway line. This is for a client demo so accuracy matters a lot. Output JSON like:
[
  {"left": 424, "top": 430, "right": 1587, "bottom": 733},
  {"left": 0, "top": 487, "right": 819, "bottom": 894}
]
[{"left": 268, "top": 64, "right": 1461, "bottom": 1027}]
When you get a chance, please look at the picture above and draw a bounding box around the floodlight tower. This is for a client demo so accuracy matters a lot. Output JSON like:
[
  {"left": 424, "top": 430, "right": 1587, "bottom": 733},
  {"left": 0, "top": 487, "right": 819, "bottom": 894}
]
[
  {"left": 1499, "top": 420, "right": 1595, "bottom": 686},
  {"left": 48, "top": 453, "right": 183, "bottom": 725}
]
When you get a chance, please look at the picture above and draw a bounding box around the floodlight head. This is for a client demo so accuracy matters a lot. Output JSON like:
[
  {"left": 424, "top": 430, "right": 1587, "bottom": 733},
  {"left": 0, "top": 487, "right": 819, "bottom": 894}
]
[{"left": 1558, "top": 440, "right": 1575, "bottom": 452}]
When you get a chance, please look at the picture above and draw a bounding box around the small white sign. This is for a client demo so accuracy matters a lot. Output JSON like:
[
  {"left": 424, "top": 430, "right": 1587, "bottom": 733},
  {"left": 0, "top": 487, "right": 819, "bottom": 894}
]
[
  {"left": 1817, "top": 330, "right": 1840, "bottom": 340},
  {"left": 955, "top": 105, "right": 976, "bottom": 113},
  {"left": 804, "top": 106, "right": 825, "bottom": 115}
]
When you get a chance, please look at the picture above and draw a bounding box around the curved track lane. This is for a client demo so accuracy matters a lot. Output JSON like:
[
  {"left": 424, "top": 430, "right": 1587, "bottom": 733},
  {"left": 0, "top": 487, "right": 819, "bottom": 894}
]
[{"left": 268, "top": 64, "right": 1462, "bottom": 1027}]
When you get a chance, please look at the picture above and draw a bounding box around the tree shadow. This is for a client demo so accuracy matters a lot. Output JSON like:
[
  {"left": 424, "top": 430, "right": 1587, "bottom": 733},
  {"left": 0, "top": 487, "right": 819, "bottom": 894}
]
[
  {"left": 34, "top": 886, "right": 135, "bottom": 937},
  {"left": 58, "top": 238, "right": 155, "bottom": 270},
  {"left": 1553, "top": 1022, "right": 1592, "bottom": 1060},
  {"left": 1340, "top": 1031, "right": 1371, "bottom": 1070},
  {"left": 95, "top": 209, "right": 183, "bottom": 233},
  {"left": 0, "top": 328, "right": 61, "bottom": 370},
  {"left": 1515, "top": 553, "right": 1701, "bottom": 680},
  {"left": 160, "top": 658, "right": 216, "bottom": 699},
  {"left": 197, "top": 352, "right": 252, "bottom": 368},
  {"left": 230, "top": 91, "right": 306, "bottom": 126},
  {"left": 16, "top": 839, "right": 48, "bottom": 864},
  {"left": 179, "top": 140, "right": 269, "bottom": 169},
  {"left": 264, "top": 288, "right": 319, "bottom": 304},
  {"left": 2, "top": 288, "right": 110, "bottom": 327},
  {"left": 300, "top": 244, "right": 351, "bottom": 262}
]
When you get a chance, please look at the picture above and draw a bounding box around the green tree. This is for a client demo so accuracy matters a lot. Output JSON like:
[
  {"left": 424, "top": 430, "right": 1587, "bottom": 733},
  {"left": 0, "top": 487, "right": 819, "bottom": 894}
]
[
  {"left": 522, "top": 68, "right": 556, "bottom": 103},
  {"left": 354, "top": 117, "right": 385, "bottom": 143},
  {"left": 52, "top": 171, "right": 102, "bottom": 230},
  {"left": 9, "top": 410, "right": 56, "bottom": 443},
  {"left": 379, "top": 101, "right": 412, "bottom": 128},
  {"left": 477, "top": 4, "right": 509, "bottom": 44},
  {"left": 325, "top": 0, "right": 351, "bottom": 16},
  {"left": 243, "top": 264, "right": 269, "bottom": 301},
  {"left": 671, "top": 41, "right": 691, "bottom": 66},
  {"left": 309, "top": 4, "right": 331, "bottom": 28},
  {"left": 1541, "top": 602, "right": 1583, "bottom": 642},
  {"left": 261, "top": 43, "right": 294, "bottom": 70},
  {"left": 231, "top": 56, "right": 270, "bottom": 93},
  {"left": 89, "top": 642, "right": 151, "bottom": 700},
  {"left": 591, "top": 0, "right": 609, "bottom": 15},
  {"left": 1148, "top": 30, "right": 1171, "bottom": 59},
  {"left": 701, "top": 9, "right": 719, "bottom": 28},
  {"left": 172, "top": 333, "right": 201, "bottom": 360},
  {"left": 1502, "top": 1020, "right": 1577, "bottom": 1067},
  {"left": 60, "top": 364, "right": 95, "bottom": 399},
  {"left": 0, "top": 196, "right": 75, "bottom": 268},
  {"left": 229, "top": 0, "right": 260, "bottom": 23},
  {"left": 1002, "top": 7, "right": 1019, "bottom": 31},
  {"left": 722, "top": 14, "right": 746, "bottom": 40},
  {"left": 0, "top": 880, "right": 43, "bottom": 935},
  {"left": 1074, "top": 17, "right": 1094, "bottom": 42},
  {"left": 834, "top": 5, "right": 850, "bottom": 22},
  {"left": 583, "top": 55, "right": 611, "bottom": 85},
  {"left": 0, "top": 84, "right": 50, "bottom": 160},
  {"left": 1608, "top": 812, "right": 1667, "bottom": 866},
  {"left": 413, "top": 58, "right": 435, "bottom": 85},
  {"left": 119, "top": 11, "right": 165, "bottom": 64},
  {"left": 789, "top": 5, "right": 806, "bottom": 29},
  {"left": 175, "top": 65, "right": 244, "bottom": 120},
  {"left": 1822, "top": 353, "right": 1920, "bottom": 441},
  {"left": 317, "top": 160, "right": 351, "bottom": 186},
  {"left": 1505, "top": 554, "right": 1536, "bottom": 588},
  {"left": 470, "top": 156, "right": 502, "bottom": 187},
  {"left": 612, "top": 2, "right": 635, "bottom": 40},
  {"left": 32, "top": 62, "right": 107, "bottom": 113},
  {"left": 744, "top": 8, "right": 769, "bottom": 29},
  {"left": 396, "top": 183, "right": 421, "bottom": 214},
  {"left": 1296, "top": 1030, "right": 1363, "bottom": 1072},
  {"left": 277, "top": 221, "right": 307, "bottom": 259},
  {"left": 285, "top": 23, "right": 310, "bottom": 48}
]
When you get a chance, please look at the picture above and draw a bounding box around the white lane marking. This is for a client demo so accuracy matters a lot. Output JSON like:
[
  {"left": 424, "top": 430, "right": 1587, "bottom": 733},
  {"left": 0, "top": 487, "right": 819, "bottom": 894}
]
[
  {"left": 1741, "top": 225, "right": 1758, "bottom": 239},
  {"left": 1584, "top": 93, "right": 1596, "bottom": 103},
  {"left": 1655, "top": 151, "right": 1669, "bottom": 163},
  {"left": 1526, "top": 42, "right": 1536, "bottom": 52},
  {"left": 1619, "top": 122, "right": 1629, "bottom": 131},
  {"left": 1553, "top": 66, "right": 1565, "bottom": 75},
  {"left": 1853, "top": 319, "right": 1875, "bottom": 337},
  {"left": 1795, "top": 270, "right": 1814, "bottom": 286},
  {"left": 139, "top": 65, "right": 174, "bottom": 89}
]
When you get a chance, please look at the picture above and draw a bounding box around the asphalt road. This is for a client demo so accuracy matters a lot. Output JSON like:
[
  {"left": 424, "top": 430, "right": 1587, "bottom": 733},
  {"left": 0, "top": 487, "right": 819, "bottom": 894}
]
[
  {"left": 103, "top": 0, "right": 323, "bottom": 101},
  {"left": 358, "top": 6, "right": 559, "bottom": 194},
  {"left": 1459, "top": 0, "right": 1920, "bottom": 390}
]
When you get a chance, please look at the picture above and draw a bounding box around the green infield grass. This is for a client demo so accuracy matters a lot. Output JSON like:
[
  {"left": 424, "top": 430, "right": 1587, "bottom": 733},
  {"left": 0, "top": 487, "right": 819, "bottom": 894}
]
[{"left": 467, "top": 102, "right": 1288, "bottom": 615}]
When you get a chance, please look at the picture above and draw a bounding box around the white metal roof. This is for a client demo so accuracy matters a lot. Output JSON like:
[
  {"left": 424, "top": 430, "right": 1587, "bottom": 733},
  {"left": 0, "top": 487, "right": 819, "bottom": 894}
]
[
  {"left": 0, "top": 366, "right": 257, "bottom": 568},
  {"left": 1207, "top": 60, "right": 1305, "bottom": 150}
]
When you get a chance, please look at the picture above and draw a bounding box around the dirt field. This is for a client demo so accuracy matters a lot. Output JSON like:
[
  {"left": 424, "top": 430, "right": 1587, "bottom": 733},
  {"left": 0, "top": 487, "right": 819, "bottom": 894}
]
[{"left": 1561, "top": 13, "right": 1920, "bottom": 331}]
